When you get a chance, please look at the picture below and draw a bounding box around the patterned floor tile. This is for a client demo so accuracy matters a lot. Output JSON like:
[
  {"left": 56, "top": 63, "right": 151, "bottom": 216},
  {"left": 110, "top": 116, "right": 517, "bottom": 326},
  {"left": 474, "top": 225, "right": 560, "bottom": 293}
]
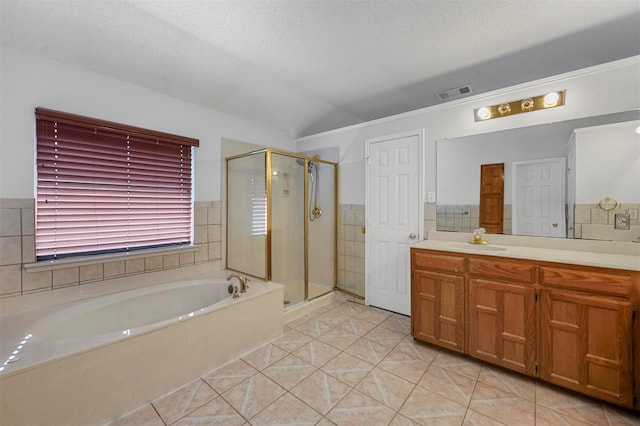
[
  {"left": 326, "top": 389, "right": 396, "bottom": 425},
  {"left": 318, "top": 328, "right": 361, "bottom": 350},
  {"left": 365, "top": 325, "right": 406, "bottom": 348},
  {"left": 469, "top": 382, "right": 535, "bottom": 425},
  {"left": 477, "top": 365, "right": 535, "bottom": 401},
  {"left": 109, "top": 404, "right": 164, "bottom": 426},
  {"left": 462, "top": 408, "right": 508, "bottom": 425},
  {"left": 390, "top": 413, "right": 420, "bottom": 425},
  {"left": 355, "top": 367, "right": 415, "bottom": 410},
  {"left": 534, "top": 382, "right": 611, "bottom": 425},
  {"left": 336, "top": 317, "right": 378, "bottom": 336},
  {"left": 379, "top": 315, "right": 411, "bottom": 335},
  {"left": 316, "top": 310, "right": 351, "bottom": 326},
  {"left": 262, "top": 354, "right": 317, "bottom": 389},
  {"left": 221, "top": 373, "right": 285, "bottom": 419},
  {"left": 322, "top": 352, "right": 374, "bottom": 386},
  {"left": 152, "top": 378, "right": 217, "bottom": 425},
  {"left": 395, "top": 336, "right": 440, "bottom": 363},
  {"left": 241, "top": 343, "right": 288, "bottom": 371},
  {"left": 203, "top": 359, "right": 258, "bottom": 394},
  {"left": 378, "top": 348, "right": 430, "bottom": 383},
  {"left": 272, "top": 329, "right": 314, "bottom": 352},
  {"left": 172, "top": 395, "right": 246, "bottom": 425},
  {"left": 315, "top": 417, "right": 337, "bottom": 425},
  {"left": 417, "top": 364, "right": 477, "bottom": 406},
  {"left": 399, "top": 385, "right": 467, "bottom": 425},
  {"left": 293, "top": 339, "right": 341, "bottom": 367},
  {"left": 432, "top": 350, "right": 482, "bottom": 380},
  {"left": 344, "top": 337, "right": 392, "bottom": 365},
  {"left": 294, "top": 318, "right": 335, "bottom": 338},
  {"left": 534, "top": 405, "right": 594, "bottom": 426},
  {"left": 290, "top": 370, "right": 352, "bottom": 415},
  {"left": 249, "top": 392, "right": 322, "bottom": 425},
  {"left": 358, "top": 308, "right": 392, "bottom": 325}
]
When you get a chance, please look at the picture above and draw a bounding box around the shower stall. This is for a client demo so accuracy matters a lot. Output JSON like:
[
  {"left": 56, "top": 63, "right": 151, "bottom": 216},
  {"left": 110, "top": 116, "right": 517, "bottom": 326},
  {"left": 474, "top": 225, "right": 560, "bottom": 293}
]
[{"left": 226, "top": 148, "right": 338, "bottom": 307}]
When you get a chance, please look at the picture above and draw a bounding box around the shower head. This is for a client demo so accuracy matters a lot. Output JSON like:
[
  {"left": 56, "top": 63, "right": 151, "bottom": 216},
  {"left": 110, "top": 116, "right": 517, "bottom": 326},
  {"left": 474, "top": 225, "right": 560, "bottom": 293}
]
[{"left": 296, "top": 158, "right": 314, "bottom": 169}]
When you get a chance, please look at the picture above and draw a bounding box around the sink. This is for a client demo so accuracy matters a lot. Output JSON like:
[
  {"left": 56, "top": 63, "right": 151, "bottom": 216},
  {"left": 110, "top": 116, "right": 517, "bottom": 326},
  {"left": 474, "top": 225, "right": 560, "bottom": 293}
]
[{"left": 447, "top": 243, "right": 507, "bottom": 252}]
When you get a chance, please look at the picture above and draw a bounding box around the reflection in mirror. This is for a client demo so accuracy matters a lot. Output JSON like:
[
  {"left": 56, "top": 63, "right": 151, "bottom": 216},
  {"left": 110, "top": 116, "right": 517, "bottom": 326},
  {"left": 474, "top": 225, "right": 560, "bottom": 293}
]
[{"left": 436, "top": 111, "right": 640, "bottom": 241}]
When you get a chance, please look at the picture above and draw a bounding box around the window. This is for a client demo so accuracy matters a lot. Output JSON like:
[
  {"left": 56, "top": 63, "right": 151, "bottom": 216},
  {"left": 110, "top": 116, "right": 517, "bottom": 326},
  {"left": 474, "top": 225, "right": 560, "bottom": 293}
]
[
  {"left": 35, "top": 108, "right": 199, "bottom": 260},
  {"left": 250, "top": 167, "right": 267, "bottom": 236}
]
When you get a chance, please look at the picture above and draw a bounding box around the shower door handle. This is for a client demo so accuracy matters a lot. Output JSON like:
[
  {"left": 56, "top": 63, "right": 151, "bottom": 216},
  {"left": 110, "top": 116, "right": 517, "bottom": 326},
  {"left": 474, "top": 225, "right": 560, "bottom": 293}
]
[{"left": 409, "top": 233, "right": 417, "bottom": 239}]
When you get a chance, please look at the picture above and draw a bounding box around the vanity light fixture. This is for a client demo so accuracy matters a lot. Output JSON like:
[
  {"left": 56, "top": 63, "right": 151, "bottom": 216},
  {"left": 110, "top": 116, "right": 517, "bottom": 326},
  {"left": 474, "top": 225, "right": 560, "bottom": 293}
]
[{"left": 474, "top": 90, "right": 565, "bottom": 121}]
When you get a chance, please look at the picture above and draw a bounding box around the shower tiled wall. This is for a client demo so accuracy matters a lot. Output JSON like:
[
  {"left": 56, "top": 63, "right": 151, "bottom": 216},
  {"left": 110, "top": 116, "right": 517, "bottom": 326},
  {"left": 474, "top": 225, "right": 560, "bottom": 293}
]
[
  {"left": 0, "top": 199, "right": 223, "bottom": 298},
  {"left": 337, "top": 204, "right": 365, "bottom": 298}
]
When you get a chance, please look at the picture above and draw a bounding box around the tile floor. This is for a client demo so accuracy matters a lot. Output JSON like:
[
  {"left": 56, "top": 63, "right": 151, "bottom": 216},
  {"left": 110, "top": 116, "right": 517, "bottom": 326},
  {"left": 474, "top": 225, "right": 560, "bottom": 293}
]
[{"left": 110, "top": 299, "right": 639, "bottom": 426}]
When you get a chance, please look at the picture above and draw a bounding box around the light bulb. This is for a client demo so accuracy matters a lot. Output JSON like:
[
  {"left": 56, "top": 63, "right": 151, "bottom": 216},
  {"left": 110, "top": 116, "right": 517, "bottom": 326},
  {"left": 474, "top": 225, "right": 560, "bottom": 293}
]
[
  {"left": 543, "top": 92, "right": 560, "bottom": 107},
  {"left": 477, "top": 107, "right": 491, "bottom": 120}
]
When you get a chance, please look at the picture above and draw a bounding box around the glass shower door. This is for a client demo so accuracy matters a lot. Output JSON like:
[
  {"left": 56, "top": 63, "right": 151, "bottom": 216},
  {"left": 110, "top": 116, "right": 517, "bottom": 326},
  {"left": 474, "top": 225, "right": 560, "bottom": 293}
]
[
  {"left": 270, "top": 153, "right": 305, "bottom": 306},
  {"left": 307, "top": 160, "right": 336, "bottom": 299},
  {"left": 226, "top": 151, "right": 267, "bottom": 278}
]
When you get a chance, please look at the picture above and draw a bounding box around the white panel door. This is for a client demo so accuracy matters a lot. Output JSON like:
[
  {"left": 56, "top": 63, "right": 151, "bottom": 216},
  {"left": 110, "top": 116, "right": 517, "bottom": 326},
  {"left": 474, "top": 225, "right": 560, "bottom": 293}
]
[
  {"left": 513, "top": 158, "right": 566, "bottom": 237},
  {"left": 366, "top": 132, "right": 422, "bottom": 315}
]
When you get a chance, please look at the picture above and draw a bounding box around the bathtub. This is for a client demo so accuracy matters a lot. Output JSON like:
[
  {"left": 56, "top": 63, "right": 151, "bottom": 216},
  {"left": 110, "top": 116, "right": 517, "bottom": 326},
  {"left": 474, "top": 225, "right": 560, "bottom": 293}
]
[{"left": 0, "top": 269, "right": 284, "bottom": 426}]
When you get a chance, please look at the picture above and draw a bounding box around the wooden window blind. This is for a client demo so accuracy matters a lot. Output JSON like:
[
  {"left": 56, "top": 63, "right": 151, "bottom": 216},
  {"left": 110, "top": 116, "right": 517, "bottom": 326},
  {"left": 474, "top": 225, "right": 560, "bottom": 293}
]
[{"left": 35, "top": 108, "right": 199, "bottom": 260}]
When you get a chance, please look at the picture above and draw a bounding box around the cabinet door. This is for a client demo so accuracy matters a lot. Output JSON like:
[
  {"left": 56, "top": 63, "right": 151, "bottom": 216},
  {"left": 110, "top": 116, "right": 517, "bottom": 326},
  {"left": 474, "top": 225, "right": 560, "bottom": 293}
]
[
  {"left": 468, "top": 278, "right": 536, "bottom": 375},
  {"left": 540, "top": 289, "right": 634, "bottom": 408},
  {"left": 412, "top": 270, "right": 465, "bottom": 352}
]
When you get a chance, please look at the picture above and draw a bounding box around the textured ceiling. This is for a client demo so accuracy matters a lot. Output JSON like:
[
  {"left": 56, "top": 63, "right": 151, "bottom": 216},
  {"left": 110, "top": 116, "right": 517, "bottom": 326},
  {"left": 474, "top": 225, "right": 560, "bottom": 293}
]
[{"left": 1, "top": 0, "right": 639, "bottom": 137}]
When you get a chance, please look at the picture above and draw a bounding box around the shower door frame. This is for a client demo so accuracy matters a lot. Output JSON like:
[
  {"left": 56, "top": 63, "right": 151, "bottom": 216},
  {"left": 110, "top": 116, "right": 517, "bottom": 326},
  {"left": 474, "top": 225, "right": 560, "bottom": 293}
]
[{"left": 225, "top": 148, "right": 338, "bottom": 301}]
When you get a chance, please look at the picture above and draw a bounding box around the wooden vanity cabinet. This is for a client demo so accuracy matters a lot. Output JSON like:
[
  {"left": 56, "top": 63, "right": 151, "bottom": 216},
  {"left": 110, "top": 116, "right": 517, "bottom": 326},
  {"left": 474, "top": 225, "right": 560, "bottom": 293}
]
[
  {"left": 539, "top": 266, "right": 635, "bottom": 408},
  {"left": 411, "top": 251, "right": 465, "bottom": 352},
  {"left": 410, "top": 247, "right": 639, "bottom": 410}
]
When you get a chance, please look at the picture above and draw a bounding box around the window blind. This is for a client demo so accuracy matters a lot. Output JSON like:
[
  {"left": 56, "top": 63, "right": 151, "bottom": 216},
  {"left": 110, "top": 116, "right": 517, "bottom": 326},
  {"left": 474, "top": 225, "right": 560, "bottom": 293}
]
[
  {"left": 250, "top": 167, "right": 267, "bottom": 236},
  {"left": 35, "top": 108, "right": 199, "bottom": 260}
]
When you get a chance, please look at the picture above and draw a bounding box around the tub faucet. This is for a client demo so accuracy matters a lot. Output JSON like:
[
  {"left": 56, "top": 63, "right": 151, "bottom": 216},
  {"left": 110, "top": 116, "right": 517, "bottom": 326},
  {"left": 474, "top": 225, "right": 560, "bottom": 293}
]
[{"left": 227, "top": 273, "right": 249, "bottom": 293}]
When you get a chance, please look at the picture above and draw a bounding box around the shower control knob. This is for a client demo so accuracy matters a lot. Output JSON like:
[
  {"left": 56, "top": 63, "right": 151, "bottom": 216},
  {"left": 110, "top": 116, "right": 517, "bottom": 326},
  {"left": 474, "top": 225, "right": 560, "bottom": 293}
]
[{"left": 409, "top": 233, "right": 417, "bottom": 239}]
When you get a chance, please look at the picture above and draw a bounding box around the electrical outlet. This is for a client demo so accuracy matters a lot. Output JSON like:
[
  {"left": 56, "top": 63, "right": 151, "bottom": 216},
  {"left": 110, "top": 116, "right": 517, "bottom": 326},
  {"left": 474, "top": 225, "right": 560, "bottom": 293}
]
[{"left": 629, "top": 209, "right": 638, "bottom": 220}]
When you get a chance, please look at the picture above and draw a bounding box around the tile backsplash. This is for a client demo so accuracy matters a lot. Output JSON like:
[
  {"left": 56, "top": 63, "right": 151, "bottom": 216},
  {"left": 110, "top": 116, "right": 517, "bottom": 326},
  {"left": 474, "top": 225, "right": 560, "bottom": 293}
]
[{"left": 0, "top": 199, "right": 223, "bottom": 298}]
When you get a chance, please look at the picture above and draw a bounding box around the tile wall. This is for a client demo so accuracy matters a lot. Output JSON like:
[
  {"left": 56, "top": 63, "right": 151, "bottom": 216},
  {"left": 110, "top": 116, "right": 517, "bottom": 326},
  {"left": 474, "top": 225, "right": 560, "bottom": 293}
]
[
  {"left": 574, "top": 202, "right": 640, "bottom": 239},
  {"left": 0, "top": 199, "right": 223, "bottom": 298},
  {"left": 435, "top": 204, "right": 512, "bottom": 234},
  {"left": 337, "top": 204, "right": 365, "bottom": 299}
]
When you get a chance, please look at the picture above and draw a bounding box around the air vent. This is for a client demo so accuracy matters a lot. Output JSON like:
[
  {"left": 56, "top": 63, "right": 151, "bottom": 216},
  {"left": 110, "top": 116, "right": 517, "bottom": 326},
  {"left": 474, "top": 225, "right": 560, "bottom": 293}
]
[{"left": 435, "top": 85, "right": 473, "bottom": 101}]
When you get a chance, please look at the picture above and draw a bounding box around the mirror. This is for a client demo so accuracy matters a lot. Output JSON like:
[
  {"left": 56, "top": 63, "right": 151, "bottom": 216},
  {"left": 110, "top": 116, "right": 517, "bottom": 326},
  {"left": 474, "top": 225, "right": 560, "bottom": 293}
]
[{"left": 436, "top": 110, "right": 640, "bottom": 241}]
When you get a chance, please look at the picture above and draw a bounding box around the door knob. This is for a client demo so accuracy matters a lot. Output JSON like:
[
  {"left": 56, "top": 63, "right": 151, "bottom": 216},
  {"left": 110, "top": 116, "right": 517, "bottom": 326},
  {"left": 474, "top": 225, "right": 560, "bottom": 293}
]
[
  {"left": 409, "top": 233, "right": 417, "bottom": 239},
  {"left": 552, "top": 222, "right": 558, "bottom": 228}
]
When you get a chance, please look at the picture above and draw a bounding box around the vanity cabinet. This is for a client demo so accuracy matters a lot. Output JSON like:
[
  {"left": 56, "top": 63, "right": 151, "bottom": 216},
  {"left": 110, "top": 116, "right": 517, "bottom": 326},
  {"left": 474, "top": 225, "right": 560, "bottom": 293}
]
[
  {"left": 411, "top": 251, "right": 465, "bottom": 352},
  {"left": 539, "top": 266, "right": 635, "bottom": 408},
  {"left": 410, "top": 247, "right": 639, "bottom": 410}
]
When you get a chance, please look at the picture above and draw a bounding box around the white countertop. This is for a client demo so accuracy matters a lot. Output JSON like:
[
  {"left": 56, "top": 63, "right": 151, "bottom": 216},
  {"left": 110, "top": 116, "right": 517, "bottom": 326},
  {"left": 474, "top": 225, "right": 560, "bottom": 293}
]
[{"left": 413, "top": 232, "right": 640, "bottom": 271}]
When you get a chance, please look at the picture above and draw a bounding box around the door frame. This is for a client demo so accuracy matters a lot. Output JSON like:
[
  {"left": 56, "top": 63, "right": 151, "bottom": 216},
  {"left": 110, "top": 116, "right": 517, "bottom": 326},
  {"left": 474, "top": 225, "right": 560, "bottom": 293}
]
[
  {"left": 364, "top": 129, "right": 425, "bottom": 308},
  {"left": 511, "top": 157, "right": 566, "bottom": 237}
]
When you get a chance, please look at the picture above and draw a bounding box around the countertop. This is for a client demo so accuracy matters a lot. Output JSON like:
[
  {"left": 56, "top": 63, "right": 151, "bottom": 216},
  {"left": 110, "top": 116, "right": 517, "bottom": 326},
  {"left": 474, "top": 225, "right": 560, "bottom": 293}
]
[{"left": 413, "top": 234, "right": 640, "bottom": 271}]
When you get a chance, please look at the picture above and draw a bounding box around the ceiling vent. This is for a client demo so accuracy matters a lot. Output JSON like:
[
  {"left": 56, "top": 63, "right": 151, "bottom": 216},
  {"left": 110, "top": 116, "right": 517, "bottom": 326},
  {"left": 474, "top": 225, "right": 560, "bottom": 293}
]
[{"left": 435, "top": 85, "right": 473, "bottom": 101}]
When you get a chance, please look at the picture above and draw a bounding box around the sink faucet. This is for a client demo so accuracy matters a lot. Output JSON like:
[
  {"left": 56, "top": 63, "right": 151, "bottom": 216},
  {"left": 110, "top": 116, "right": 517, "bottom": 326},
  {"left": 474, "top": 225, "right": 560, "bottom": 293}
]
[
  {"left": 227, "top": 273, "right": 249, "bottom": 293},
  {"left": 470, "top": 228, "right": 488, "bottom": 245}
]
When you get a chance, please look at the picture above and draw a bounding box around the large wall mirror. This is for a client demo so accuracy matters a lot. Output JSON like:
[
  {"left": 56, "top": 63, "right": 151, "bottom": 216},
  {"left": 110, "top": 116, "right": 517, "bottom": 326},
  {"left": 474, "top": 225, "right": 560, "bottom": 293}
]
[{"left": 436, "top": 110, "right": 640, "bottom": 242}]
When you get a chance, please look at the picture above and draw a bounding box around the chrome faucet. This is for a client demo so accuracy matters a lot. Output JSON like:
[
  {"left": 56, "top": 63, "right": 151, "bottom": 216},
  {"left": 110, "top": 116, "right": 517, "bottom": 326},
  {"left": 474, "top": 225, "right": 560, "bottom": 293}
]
[{"left": 227, "top": 273, "right": 249, "bottom": 293}]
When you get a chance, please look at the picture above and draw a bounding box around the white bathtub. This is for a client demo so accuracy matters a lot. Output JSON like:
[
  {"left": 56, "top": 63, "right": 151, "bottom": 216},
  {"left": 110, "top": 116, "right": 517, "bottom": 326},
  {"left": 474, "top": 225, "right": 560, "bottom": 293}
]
[{"left": 0, "top": 269, "right": 284, "bottom": 426}]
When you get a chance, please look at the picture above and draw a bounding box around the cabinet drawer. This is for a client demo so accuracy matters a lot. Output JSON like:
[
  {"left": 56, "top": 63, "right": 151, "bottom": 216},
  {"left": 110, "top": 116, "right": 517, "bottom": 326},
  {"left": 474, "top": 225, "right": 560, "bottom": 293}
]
[
  {"left": 468, "top": 258, "right": 537, "bottom": 283},
  {"left": 540, "top": 266, "right": 631, "bottom": 297},
  {"left": 412, "top": 250, "right": 465, "bottom": 273}
]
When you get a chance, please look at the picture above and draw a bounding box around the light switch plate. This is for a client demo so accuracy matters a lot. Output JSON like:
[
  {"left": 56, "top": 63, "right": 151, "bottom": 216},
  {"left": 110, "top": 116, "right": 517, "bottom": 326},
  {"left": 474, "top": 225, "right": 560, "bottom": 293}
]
[
  {"left": 427, "top": 192, "right": 436, "bottom": 204},
  {"left": 629, "top": 209, "right": 638, "bottom": 220}
]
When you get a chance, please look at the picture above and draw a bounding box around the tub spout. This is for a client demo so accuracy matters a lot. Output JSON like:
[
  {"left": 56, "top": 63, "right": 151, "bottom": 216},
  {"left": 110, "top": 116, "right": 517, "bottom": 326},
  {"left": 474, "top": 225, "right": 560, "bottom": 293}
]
[{"left": 227, "top": 273, "right": 249, "bottom": 293}]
